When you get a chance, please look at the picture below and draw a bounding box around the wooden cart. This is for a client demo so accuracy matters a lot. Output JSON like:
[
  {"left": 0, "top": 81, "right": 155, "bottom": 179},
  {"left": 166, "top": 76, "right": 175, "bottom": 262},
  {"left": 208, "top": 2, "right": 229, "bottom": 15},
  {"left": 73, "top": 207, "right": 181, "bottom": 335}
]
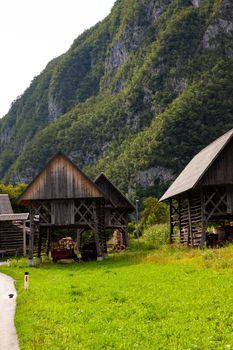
[{"left": 51, "top": 237, "right": 78, "bottom": 262}]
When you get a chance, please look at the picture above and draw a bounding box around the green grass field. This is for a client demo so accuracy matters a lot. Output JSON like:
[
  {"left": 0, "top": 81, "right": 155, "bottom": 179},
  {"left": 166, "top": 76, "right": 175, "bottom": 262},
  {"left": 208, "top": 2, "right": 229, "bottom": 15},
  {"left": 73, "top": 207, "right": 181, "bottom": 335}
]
[{"left": 2, "top": 244, "right": 233, "bottom": 350}]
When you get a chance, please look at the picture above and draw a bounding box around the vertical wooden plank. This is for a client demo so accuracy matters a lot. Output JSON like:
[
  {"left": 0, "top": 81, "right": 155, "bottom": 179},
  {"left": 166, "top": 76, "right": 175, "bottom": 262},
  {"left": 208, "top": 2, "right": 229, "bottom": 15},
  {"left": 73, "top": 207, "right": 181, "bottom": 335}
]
[
  {"left": 76, "top": 228, "right": 82, "bottom": 253},
  {"left": 178, "top": 197, "right": 182, "bottom": 244},
  {"left": 23, "top": 220, "right": 27, "bottom": 257},
  {"left": 169, "top": 199, "right": 173, "bottom": 244},
  {"left": 227, "top": 185, "right": 233, "bottom": 214},
  {"left": 45, "top": 228, "right": 51, "bottom": 260},
  {"left": 187, "top": 196, "right": 193, "bottom": 247},
  {"left": 37, "top": 227, "right": 42, "bottom": 263},
  {"left": 94, "top": 199, "right": 104, "bottom": 260},
  {"left": 28, "top": 205, "right": 35, "bottom": 266},
  {"left": 200, "top": 190, "right": 206, "bottom": 249}
]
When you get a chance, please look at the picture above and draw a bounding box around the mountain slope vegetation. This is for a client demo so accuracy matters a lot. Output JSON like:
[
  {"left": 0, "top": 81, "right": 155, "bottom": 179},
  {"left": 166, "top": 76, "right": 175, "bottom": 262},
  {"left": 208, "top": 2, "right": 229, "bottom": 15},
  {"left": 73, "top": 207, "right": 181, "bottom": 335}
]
[{"left": 0, "top": 0, "right": 232, "bottom": 198}]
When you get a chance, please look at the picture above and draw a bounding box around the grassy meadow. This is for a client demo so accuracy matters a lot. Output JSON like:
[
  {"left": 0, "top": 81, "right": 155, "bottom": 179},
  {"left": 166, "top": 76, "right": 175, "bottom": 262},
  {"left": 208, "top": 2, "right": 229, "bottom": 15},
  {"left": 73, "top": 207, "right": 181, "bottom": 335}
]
[{"left": 2, "top": 243, "right": 233, "bottom": 349}]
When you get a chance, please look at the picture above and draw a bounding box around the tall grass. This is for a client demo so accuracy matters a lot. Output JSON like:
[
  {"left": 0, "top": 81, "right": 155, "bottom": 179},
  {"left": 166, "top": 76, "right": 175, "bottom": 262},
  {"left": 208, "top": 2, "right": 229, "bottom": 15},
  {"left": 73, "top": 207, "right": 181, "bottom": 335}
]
[{"left": 2, "top": 244, "right": 233, "bottom": 349}]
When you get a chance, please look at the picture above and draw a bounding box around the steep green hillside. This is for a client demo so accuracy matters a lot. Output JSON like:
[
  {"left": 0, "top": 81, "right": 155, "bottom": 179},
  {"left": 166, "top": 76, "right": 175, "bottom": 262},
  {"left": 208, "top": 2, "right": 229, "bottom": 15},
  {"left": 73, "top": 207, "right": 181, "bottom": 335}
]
[{"left": 0, "top": 0, "right": 232, "bottom": 198}]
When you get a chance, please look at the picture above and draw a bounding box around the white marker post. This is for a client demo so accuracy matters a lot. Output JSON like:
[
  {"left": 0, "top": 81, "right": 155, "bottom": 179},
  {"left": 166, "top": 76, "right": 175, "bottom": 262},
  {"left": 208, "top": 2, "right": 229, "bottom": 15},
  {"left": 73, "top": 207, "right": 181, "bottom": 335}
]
[{"left": 24, "top": 272, "right": 29, "bottom": 290}]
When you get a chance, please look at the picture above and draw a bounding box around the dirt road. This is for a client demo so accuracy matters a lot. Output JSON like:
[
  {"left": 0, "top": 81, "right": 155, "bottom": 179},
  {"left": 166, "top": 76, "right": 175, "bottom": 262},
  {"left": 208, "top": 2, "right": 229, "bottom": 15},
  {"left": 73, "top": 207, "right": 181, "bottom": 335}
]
[{"left": 0, "top": 272, "right": 19, "bottom": 350}]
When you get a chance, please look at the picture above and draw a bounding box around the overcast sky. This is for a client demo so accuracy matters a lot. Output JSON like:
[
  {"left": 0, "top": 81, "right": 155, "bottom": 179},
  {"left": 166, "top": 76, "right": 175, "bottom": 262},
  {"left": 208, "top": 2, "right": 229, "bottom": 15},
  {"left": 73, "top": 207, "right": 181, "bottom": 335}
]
[{"left": 0, "top": 0, "right": 115, "bottom": 118}]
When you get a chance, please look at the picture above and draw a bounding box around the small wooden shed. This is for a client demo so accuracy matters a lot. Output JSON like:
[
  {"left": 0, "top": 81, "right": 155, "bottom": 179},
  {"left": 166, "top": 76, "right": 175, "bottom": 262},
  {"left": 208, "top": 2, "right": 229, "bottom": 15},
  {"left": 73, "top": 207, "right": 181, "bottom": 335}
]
[
  {"left": 0, "top": 194, "right": 29, "bottom": 256},
  {"left": 160, "top": 128, "right": 233, "bottom": 247},
  {"left": 18, "top": 152, "right": 108, "bottom": 264},
  {"left": 95, "top": 173, "right": 135, "bottom": 247}
]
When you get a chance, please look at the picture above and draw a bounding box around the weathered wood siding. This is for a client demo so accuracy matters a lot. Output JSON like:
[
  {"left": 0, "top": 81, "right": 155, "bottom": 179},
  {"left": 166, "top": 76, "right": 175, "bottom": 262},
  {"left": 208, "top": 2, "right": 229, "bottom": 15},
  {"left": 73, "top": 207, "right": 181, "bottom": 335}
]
[
  {"left": 227, "top": 185, "right": 233, "bottom": 214},
  {"left": 0, "top": 195, "right": 13, "bottom": 214},
  {"left": 51, "top": 200, "right": 74, "bottom": 225},
  {"left": 200, "top": 138, "right": 233, "bottom": 186},
  {"left": 20, "top": 153, "right": 104, "bottom": 202},
  {"left": 95, "top": 174, "right": 134, "bottom": 211}
]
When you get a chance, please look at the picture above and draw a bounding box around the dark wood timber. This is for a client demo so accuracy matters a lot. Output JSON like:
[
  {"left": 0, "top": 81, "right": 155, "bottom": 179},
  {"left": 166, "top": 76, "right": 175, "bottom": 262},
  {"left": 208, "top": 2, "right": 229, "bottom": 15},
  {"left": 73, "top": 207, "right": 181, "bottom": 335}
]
[
  {"left": 161, "top": 129, "right": 233, "bottom": 248},
  {"left": 45, "top": 228, "right": 50, "bottom": 259},
  {"left": 18, "top": 153, "right": 135, "bottom": 261},
  {"left": 95, "top": 173, "right": 135, "bottom": 248}
]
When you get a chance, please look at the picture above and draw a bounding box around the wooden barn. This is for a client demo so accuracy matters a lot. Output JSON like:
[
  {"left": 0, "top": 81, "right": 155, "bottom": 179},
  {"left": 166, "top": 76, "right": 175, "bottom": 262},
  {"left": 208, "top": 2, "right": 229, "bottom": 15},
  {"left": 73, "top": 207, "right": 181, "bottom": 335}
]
[
  {"left": 0, "top": 194, "right": 29, "bottom": 256},
  {"left": 160, "top": 128, "right": 233, "bottom": 247},
  {"left": 18, "top": 152, "right": 134, "bottom": 264},
  {"left": 95, "top": 173, "right": 135, "bottom": 248}
]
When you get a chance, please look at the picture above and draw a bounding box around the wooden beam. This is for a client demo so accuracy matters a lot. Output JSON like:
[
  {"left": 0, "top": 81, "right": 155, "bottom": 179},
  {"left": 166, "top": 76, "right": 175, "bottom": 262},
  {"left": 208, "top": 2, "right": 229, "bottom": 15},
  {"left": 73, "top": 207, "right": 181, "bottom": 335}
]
[
  {"left": 76, "top": 228, "right": 83, "bottom": 253},
  {"left": 37, "top": 227, "right": 42, "bottom": 263},
  {"left": 45, "top": 228, "right": 50, "bottom": 260},
  {"left": 28, "top": 207, "right": 35, "bottom": 266},
  {"left": 200, "top": 191, "right": 206, "bottom": 249},
  {"left": 187, "top": 196, "right": 193, "bottom": 247},
  {"left": 23, "top": 220, "right": 27, "bottom": 257},
  {"left": 169, "top": 199, "right": 173, "bottom": 244}
]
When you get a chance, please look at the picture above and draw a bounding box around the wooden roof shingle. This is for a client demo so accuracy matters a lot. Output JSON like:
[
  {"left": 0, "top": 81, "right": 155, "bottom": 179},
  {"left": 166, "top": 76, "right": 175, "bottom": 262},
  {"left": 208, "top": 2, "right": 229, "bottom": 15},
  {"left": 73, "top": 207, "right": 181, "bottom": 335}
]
[
  {"left": 160, "top": 128, "right": 233, "bottom": 201},
  {"left": 18, "top": 152, "right": 106, "bottom": 204},
  {"left": 0, "top": 194, "right": 13, "bottom": 214},
  {"left": 0, "top": 194, "right": 29, "bottom": 221},
  {"left": 95, "top": 173, "right": 135, "bottom": 212}
]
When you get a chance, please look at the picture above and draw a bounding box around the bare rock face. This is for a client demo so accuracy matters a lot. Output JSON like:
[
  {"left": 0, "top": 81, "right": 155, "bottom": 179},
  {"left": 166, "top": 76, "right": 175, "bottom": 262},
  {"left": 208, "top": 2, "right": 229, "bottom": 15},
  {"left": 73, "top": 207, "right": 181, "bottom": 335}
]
[
  {"left": 203, "top": 0, "right": 233, "bottom": 53},
  {"left": 135, "top": 166, "right": 174, "bottom": 188},
  {"left": 0, "top": 127, "right": 12, "bottom": 150},
  {"left": 190, "top": 0, "right": 202, "bottom": 7},
  {"left": 108, "top": 0, "right": 172, "bottom": 72},
  {"left": 48, "top": 95, "right": 63, "bottom": 121},
  {"left": 145, "top": 0, "right": 172, "bottom": 23},
  {"left": 203, "top": 19, "right": 233, "bottom": 49},
  {"left": 112, "top": 78, "right": 125, "bottom": 94},
  {"left": 108, "top": 25, "right": 144, "bottom": 71}
]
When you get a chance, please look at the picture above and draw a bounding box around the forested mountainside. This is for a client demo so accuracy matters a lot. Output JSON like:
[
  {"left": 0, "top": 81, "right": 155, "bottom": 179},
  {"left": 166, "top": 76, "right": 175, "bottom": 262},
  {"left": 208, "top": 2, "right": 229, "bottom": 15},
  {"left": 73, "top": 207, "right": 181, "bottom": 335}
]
[{"left": 0, "top": 0, "right": 233, "bottom": 198}]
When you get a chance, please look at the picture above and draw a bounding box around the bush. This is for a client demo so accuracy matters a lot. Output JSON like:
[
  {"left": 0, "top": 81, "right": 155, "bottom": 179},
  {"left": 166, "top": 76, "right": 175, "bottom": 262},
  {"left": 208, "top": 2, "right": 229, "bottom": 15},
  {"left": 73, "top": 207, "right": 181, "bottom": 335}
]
[
  {"left": 143, "top": 224, "right": 169, "bottom": 246},
  {"left": 140, "top": 197, "right": 169, "bottom": 229}
]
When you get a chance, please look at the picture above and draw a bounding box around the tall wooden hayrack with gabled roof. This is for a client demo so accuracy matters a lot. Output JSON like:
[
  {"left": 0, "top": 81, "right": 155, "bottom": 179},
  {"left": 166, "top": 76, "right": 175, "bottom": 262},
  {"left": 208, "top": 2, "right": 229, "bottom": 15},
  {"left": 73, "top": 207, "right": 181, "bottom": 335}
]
[
  {"left": 95, "top": 173, "right": 135, "bottom": 247},
  {"left": 18, "top": 152, "right": 135, "bottom": 264},
  {"left": 160, "top": 128, "right": 233, "bottom": 247},
  {"left": 18, "top": 152, "right": 108, "bottom": 264}
]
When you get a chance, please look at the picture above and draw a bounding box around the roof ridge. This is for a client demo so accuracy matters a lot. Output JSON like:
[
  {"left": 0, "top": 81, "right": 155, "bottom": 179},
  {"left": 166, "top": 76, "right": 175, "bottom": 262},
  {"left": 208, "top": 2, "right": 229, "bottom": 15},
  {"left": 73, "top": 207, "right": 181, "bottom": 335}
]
[{"left": 160, "top": 128, "right": 233, "bottom": 201}]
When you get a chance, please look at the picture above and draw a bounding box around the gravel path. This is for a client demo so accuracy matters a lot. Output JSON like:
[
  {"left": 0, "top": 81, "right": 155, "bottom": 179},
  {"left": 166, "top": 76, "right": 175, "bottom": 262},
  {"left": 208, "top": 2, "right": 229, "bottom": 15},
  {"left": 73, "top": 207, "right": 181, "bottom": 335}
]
[{"left": 0, "top": 272, "right": 20, "bottom": 350}]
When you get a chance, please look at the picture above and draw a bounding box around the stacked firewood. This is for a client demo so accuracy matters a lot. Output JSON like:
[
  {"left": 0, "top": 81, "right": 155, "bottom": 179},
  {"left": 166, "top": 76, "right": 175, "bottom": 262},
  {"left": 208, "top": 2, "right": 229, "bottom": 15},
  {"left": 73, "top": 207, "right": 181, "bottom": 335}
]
[
  {"left": 112, "top": 229, "right": 125, "bottom": 252},
  {"left": 57, "top": 237, "right": 75, "bottom": 250}
]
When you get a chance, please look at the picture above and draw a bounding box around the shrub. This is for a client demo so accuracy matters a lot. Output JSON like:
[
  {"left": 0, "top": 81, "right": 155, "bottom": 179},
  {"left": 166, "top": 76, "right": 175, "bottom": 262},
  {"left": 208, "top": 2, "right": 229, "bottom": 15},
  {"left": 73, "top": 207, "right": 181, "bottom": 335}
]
[
  {"left": 143, "top": 224, "right": 169, "bottom": 246},
  {"left": 140, "top": 197, "right": 169, "bottom": 229}
]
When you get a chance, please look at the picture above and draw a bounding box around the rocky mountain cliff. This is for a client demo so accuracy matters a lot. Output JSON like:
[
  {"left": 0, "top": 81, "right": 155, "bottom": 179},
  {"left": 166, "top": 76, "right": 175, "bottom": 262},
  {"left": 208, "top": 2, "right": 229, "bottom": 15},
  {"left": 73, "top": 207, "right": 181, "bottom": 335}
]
[{"left": 0, "top": 0, "right": 233, "bottom": 198}]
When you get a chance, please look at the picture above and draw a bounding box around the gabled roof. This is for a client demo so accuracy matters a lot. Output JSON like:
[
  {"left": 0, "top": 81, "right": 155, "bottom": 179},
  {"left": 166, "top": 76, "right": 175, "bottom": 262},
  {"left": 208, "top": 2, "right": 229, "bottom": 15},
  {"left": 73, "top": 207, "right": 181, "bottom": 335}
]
[
  {"left": 18, "top": 152, "right": 106, "bottom": 204},
  {"left": 95, "top": 173, "right": 135, "bottom": 212},
  {"left": 160, "top": 128, "right": 233, "bottom": 201},
  {"left": 0, "top": 194, "right": 29, "bottom": 221},
  {"left": 0, "top": 194, "right": 13, "bottom": 214}
]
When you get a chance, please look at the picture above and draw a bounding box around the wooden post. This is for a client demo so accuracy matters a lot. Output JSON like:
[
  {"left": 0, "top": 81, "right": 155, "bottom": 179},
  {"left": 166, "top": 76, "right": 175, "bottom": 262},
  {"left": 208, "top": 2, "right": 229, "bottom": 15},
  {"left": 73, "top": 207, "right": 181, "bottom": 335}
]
[
  {"left": 200, "top": 191, "right": 206, "bottom": 249},
  {"left": 122, "top": 226, "right": 129, "bottom": 248},
  {"left": 45, "top": 228, "right": 50, "bottom": 260},
  {"left": 37, "top": 227, "right": 42, "bottom": 263},
  {"left": 94, "top": 230, "right": 103, "bottom": 260},
  {"left": 23, "top": 220, "right": 27, "bottom": 257},
  {"left": 178, "top": 197, "right": 182, "bottom": 244},
  {"left": 187, "top": 196, "right": 193, "bottom": 247},
  {"left": 28, "top": 208, "right": 34, "bottom": 266},
  {"left": 169, "top": 199, "right": 173, "bottom": 244},
  {"left": 76, "top": 228, "right": 82, "bottom": 253},
  {"left": 95, "top": 199, "right": 106, "bottom": 258}
]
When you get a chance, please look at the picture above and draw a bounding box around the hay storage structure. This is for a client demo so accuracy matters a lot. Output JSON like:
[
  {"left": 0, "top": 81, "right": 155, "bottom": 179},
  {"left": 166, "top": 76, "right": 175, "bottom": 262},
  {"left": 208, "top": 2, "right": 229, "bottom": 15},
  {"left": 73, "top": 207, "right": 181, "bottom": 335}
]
[
  {"left": 18, "top": 152, "right": 108, "bottom": 264},
  {"left": 18, "top": 152, "right": 134, "bottom": 264},
  {"left": 160, "top": 128, "right": 233, "bottom": 247},
  {"left": 95, "top": 173, "right": 135, "bottom": 248}
]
